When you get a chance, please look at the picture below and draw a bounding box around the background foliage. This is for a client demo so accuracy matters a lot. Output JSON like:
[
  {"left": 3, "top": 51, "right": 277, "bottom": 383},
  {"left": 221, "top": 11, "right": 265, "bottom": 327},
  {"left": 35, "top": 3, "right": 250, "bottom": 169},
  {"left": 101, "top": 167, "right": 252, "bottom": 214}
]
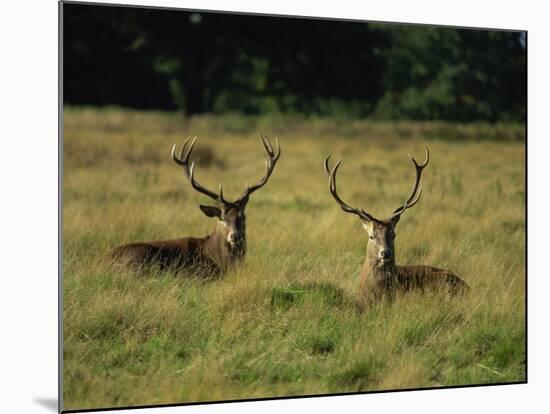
[{"left": 63, "top": 3, "right": 526, "bottom": 122}]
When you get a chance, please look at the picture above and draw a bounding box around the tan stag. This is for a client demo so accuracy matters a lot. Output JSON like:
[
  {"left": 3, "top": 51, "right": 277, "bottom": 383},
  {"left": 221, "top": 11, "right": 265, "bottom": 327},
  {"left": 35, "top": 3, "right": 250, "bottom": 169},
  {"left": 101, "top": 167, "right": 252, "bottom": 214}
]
[{"left": 324, "top": 147, "right": 468, "bottom": 310}]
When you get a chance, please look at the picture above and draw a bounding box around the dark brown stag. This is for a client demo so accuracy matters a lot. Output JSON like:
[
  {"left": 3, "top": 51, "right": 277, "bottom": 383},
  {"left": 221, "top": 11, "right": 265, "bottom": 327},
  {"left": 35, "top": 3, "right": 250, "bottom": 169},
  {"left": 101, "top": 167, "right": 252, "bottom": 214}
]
[
  {"left": 113, "top": 135, "right": 281, "bottom": 277},
  {"left": 324, "top": 147, "right": 468, "bottom": 310}
]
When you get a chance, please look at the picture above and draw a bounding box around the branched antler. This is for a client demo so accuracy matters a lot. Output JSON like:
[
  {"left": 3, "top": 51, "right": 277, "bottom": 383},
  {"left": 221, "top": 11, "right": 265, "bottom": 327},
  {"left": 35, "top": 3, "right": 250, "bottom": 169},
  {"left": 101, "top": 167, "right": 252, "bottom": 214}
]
[
  {"left": 172, "top": 136, "right": 224, "bottom": 202},
  {"left": 390, "top": 146, "right": 429, "bottom": 219},
  {"left": 236, "top": 135, "right": 281, "bottom": 204},
  {"left": 324, "top": 146, "right": 429, "bottom": 222},
  {"left": 173, "top": 135, "right": 280, "bottom": 205},
  {"left": 324, "top": 155, "right": 380, "bottom": 223}
]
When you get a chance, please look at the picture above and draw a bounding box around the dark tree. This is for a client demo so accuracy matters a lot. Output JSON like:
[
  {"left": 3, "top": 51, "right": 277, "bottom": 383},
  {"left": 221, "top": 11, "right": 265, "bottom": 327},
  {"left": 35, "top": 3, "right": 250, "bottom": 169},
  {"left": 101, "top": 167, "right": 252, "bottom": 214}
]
[{"left": 63, "top": 3, "right": 526, "bottom": 122}]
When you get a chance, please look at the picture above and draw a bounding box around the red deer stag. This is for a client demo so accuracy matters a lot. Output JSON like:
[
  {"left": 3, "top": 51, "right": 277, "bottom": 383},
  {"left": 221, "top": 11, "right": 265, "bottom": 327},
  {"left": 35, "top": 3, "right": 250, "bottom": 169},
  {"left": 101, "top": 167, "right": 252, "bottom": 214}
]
[
  {"left": 324, "top": 147, "right": 468, "bottom": 310},
  {"left": 113, "top": 135, "right": 281, "bottom": 277}
]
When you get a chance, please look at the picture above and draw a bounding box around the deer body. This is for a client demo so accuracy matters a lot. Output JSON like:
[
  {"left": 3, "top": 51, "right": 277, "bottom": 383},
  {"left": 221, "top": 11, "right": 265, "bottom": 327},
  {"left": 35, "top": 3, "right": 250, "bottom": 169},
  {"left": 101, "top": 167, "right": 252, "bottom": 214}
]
[
  {"left": 324, "top": 147, "right": 468, "bottom": 309},
  {"left": 356, "top": 240, "right": 468, "bottom": 309},
  {"left": 113, "top": 135, "right": 279, "bottom": 277},
  {"left": 112, "top": 224, "right": 245, "bottom": 276}
]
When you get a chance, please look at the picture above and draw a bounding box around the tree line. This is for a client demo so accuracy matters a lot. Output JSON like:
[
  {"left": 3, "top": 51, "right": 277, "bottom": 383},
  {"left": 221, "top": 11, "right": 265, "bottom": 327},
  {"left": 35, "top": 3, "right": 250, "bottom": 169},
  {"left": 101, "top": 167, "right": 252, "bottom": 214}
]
[{"left": 63, "top": 3, "right": 526, "bottom": 122}]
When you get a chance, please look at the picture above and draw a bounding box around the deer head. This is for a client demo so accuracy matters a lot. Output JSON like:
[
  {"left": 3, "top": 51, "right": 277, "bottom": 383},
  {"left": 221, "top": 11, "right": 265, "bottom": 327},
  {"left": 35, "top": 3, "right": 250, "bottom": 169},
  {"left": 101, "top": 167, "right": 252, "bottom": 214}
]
[
  {"left": 172, "top": 135, "right": 281, "bottom": 250},
  {"left": 324, "top": 147, "right": 429, "bottom": 270}
]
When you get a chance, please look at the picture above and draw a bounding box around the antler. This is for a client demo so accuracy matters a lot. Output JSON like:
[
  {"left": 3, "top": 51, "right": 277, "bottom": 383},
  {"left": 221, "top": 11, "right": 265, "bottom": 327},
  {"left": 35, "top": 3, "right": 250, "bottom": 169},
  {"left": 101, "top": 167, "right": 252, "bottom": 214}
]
[
  {"left": 236, "top": 135, "right": 281, "bottom": 203},
  {"left": 324, "top": 155, "right": 380, "bottom": 223},
  {"left": 172, "top": 136, "right": 227, "bottom": 203},
  {"left": 390, "top": 146, "right": 429, "bottom": 219}
]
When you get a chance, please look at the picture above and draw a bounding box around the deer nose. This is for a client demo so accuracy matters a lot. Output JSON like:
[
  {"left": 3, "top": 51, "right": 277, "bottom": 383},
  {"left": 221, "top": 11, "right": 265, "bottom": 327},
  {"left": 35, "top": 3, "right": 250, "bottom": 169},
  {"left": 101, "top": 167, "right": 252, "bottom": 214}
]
[{"left": 380, "top": 249, "right": 392, "bottom": 260}]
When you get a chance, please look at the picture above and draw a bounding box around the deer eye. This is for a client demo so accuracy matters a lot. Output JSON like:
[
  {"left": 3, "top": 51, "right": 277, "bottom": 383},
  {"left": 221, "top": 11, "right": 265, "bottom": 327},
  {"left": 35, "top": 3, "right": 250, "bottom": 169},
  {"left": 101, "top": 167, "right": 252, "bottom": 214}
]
[{"left": 369, "top": 235, "right": 374, "bottom": 240}]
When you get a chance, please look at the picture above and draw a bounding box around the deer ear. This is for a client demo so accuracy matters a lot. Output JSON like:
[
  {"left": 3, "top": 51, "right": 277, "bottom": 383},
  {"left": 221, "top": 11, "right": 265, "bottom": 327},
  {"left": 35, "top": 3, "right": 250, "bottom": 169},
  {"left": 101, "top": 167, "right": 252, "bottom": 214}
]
[
  {"left": 199, "top": 205, "right": 222, "bottom": 218},
  {"left": 360, "top": 218, "right": 374, "bottom": 234}
]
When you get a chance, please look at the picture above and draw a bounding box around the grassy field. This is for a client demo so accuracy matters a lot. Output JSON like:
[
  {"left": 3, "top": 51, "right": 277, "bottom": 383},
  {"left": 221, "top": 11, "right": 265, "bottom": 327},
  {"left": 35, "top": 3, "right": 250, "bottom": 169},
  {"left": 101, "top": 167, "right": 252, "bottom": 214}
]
[{"left": 62, "top": 107, "right": 526, "bottom": 411}]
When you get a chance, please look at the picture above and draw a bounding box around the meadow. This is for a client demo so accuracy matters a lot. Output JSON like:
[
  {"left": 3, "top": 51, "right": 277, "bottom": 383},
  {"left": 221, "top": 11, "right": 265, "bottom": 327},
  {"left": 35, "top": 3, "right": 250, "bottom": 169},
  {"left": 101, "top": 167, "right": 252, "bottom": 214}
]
[{"left": 62, "top": 107, "right": 525, "bottom": 410}]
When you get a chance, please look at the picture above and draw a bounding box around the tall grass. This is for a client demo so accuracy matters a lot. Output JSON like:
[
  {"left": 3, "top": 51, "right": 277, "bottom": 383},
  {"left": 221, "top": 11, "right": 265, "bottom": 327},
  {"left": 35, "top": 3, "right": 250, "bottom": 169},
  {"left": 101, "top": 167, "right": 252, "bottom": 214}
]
[{"left": 63, "top": 107, "right": 525, "bottom": 410}]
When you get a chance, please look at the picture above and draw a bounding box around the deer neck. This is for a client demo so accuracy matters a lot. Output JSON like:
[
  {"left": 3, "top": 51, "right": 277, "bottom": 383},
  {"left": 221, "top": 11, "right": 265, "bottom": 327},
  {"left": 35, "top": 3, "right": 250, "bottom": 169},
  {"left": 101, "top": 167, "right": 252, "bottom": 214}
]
[
  {"left": 204, "top": 223, "right": 246, "bottom": 269},
  {"left": 360, "top": 241, "right": 397, "bottom": 282},
  {"left": 356, "top": 239, "right": 400, "bottom": 309}
]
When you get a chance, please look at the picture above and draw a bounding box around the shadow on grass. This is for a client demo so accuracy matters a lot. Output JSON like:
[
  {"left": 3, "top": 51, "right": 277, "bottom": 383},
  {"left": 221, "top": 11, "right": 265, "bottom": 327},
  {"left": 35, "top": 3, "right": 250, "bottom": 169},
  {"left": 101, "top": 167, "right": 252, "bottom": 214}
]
[
  {"left": 270, "top": 282, "right": 346, "bottom": 309},
  {"left": 330, "top": 358, "right": 385, "bottom": 391}
]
